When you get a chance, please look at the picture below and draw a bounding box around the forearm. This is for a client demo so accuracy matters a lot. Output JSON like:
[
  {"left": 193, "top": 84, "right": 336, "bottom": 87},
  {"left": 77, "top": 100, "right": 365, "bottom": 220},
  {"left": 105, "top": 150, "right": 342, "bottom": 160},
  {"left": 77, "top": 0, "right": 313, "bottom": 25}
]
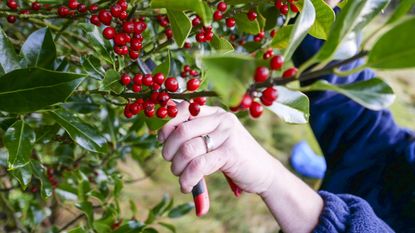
[{"left": 260, "top": 159, "right": 324, "bottom": 233}]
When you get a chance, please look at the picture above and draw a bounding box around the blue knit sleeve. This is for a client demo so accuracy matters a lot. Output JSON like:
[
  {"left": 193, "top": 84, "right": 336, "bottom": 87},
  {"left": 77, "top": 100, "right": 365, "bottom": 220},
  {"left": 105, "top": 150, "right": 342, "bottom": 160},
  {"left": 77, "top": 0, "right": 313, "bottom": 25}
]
[{"left": 313, "top": 191, "right": 394, "bottom": 233}]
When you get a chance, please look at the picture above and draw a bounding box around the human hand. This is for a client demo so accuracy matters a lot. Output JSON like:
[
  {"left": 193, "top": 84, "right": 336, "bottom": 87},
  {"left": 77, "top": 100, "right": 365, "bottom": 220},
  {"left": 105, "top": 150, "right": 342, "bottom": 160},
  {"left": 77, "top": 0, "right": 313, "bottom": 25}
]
[{"left": 158, "top": 102, "right": 280, "bottom": 195}]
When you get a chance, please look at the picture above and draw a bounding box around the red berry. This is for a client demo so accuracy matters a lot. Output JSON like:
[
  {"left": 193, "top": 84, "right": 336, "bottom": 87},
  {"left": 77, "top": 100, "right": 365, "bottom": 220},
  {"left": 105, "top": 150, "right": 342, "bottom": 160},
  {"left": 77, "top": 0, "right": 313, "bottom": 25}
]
[
  {"left": 129, "top": 103, "right": 141, "bottom": 115},
  {"left": 132, "top": 84, "right": 142, "bottom": 93},
  {"left": 184, "top": 42, "right": 192, "bottom": 48},
  {"left": 240, "top": 94, "right": 253, "bottom": 109},
  {"left": 282, "top": 67, "right": 298, "bottom": 79},
  {"left": 153, "top": 73, "right": 165, "bottom": 85},
  {"left": 196, "top": 32, "right": 206, "bottom": 43},
  {"left": 157, "top": 107, "right": 168, "bottom": 118},
  {"left": 204, "top": 31, "right": 214, "bottom": 41},
  {"left": 189, "top": 102, "right": 201, "bottom": 116},
  {"left": 167, "top": 105, "right": 178, "bottom": 118},
  {"left": 98, "top": 10, "right": 112, "bottom": 25},
  {"left": 90, "top": 15, "right": 101, "bottom": 26},
  {"left": 183, "top": 65, "right": 191, "bottom": 72},
  {"left": 217, "top": 2, "right": 227, "bottom": 12},
  {"left": 32, "top": 2, "right": 41, "bottom": 11},
  {"left": 110, "top": 4, "right": 122, "bottom": 17},
  {"left": 134, "top": 21, "right": 146, "bottom": 34},
  {"left": 270, "top": 55, "right": 284, "bottom": 70},
  {"left": 165, "top": 77, "right": 179, "bottom": 92},
  {"left": 165, "top": 28, "right": 173, "bottom": 39},
  {"left": 7, "top": 15, "right": 16, "bottom": 23},
  {"left": 68, "top": 0, "right": 79, "bottom": 10},
  {"left": 262, "top": 87, "right": 278, "bottom": 102},
  {"left": 159, "top": 19, "right": 169, "bottom": 27},
  {"left": 124, "top": 105, "right": 133, "bottom": 118},
  {"left": 103, "top": 27, "right": 116, "bottom": 39},
  {"left": 119, "top": 11, "right": 128, "bottom": 20},
  {"left": 122, "top": 21, "right": 134, "bottom": 33},
  {"left": 247, "top": 10, "right": 257, "bottom": 21},
  {"left": 263, "top": 51, "right": 273, "bottom": 60},
  {"left": 275, "top": 0, "right": 283, "bottom": 9},
  {"left": 270, "top": 30, "right": 277, "bottom": 38},
  {"left": 133, "top": 74, "right": 143, "bottom": 85},
  {"left": 118, "top": 0, "right": 128, "bottom": 11},
  {"left": 249, "top": 102, "right": 263, "bottom": 118},
  {"left": 7, "top": 0, "right": 18, "bottom": 10},
  {"left": 120, "top": 74, "right": 131, "bottom": 86},
  {"left": 77, "top": 4, "right": 87, "bottom": 13},
  {"left": 254, "top": 66, "right": 270, "bottom": 83},
  {"left": 190, "top": 70, "right": 199, "bottom": 76},
  {"left": 260, "top": 96, "right": 274, "bottom": 106},
  {"left": 130, "top": 38, "right": 142, "bottom": 51},
  {"left": 58, "top": 6, "right": 69, "bottom": 17},
  {"left": 194, "top": 97, "right": 207, "bottom": 106},
  {"left": 290, "top": 3, "right": 299, "bottom": 13},
  {"left": 192, "top": 16, "right": 201, "bottom": 27},
  {"left": 157, "top": 92, "right": 170, "bottom": 106},
  {"left": 114, "top": 33, "right": 127, "bottom": 45},
  {"left": 145, "top": 105, "right": 155, "bottom": 117},
  {"left": 226, "top": 17, "right": 236, "bottom": 28},
  {"left": 129, "top": 50, "right": 139, "bottom": 60},
  {"left": 187, "top": 78, "right": 200, "bottom": 91},
  {"left": 213, "top": 10, "right": 223, "bottom": 21},
  {"left": 280, "top": 4, "right": 289, "bottom": 15},
  {"left": 89, "top": 4, "right": 98, "bottom": 12},
  {"left": 142, "top": 74, "right": 153, "bottom": 86}
]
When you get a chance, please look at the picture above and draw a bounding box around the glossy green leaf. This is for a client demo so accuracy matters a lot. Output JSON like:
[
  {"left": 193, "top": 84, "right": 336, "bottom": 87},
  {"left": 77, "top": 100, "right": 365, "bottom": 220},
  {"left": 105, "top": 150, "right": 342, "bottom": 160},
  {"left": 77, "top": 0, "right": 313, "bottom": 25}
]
[
  {"left": 297, "top": 0, "right": 335, "bottom": 40},
  {"left": 153, "top": 51, "right": 171, "bottom": 77},
  {"left": 386, "top": 0, "right": 415, "bottom": 24},
  {"left": 267, "top": 87, "right": 310, "bottom": 124},
  {"left": 166, "top": 10, "right": 192, "bottom": 48},
  {"left": 31, "top": 160, "right": 53, "bottom": 199},
  {"left": 302, "top": 78, "right": 395, "bottom": 110},
  {"left": 367, "top": 17, "right": 415, "bottom": 69},
  {"left": 81, "top": 55, "right": 105, "bottom": 80},
  {"left": 234, "top": 13, "right": 261, "bottom": 35},
  {"left": 271, "top": 25, "right": 293, "bottom": 49},
  {"left": 312, "top": 0, "right": 389, "bottom": 63},
  {"left": 151, "top": 0, "right": 211, "bottom": 25},
  {"left": 112, "top": 220, "right": 144, "bottom": 233},
  {"left": 0, "top": 27, "right": 21, "bottom": 74},
  {"left": 63, "top": 95, "right": 100, "bottom": 114},
  {"left": 0, "top": 68, "right": 85, "bottom": 113},
  {"left": 21, "top": 28, "right": 56, "bottom": 69},
  {"left": 168, "top": 202, "right": 194, "bottom": 218},
  {"left": 200, "top": 54, "right": 256, "bottom": 106},
  {"left": 10, "top": 164, "right": 32, "bottom": 189},
  {"left": 209, "top": 34, "right": 234, "bottom": 53},
  {"left": 102, "top": 69, "right": 123, "bottom": 94},
  {"left": 0, "top": 116, "right": 17, "bottom": 131},
  {"left": 4, "top": 120, "right": 36, "bottom": 170},
  {"left": 79, "top": 23, "right": 113, "bottom": 64},
  {"left": 51, "top": 109, "right": 108, "bottom": 153},
  {"left": 283, "top": 0, "right": 315, "bottom": 60},
  {"left": 260, "top": 6, "right": 280, "bottom": 31}
]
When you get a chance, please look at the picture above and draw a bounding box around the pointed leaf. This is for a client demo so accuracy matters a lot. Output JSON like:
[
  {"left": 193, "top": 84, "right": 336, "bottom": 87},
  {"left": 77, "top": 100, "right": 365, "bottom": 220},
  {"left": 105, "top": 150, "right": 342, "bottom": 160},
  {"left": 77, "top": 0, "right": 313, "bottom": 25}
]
[
  {"left": 297, "top": 0, "right": 335, "bottom": 40},
  {"left": 166, "top": 10, "right": 192, "bottom": 48},
  {"left": 210, "top": 34, "right": 234, "bottom": 53},
  {"left": 10, "top": 164, "right": 32, "bottom": 189},
  {"left": 51, "top": 109, "right": 108, "bottom": 153},
  {"left": 81, "top": 55, "right": 105, "bottom": 80},
  {"left": 167, "top": 202, "right": 194, "bottom": 218},
  {"left": 271, "top": 25, "right": 293, "bottom": 49},
  {"left": 31, "top": 160, "right": 53, "bottom": 199},
  {"left": 386, "top": 0, "right": 415, "bottom": 24},
  {"left": 151, "top": 0, "right": 211, "bottom": 25},
  {"left": 21, "top": 28, "right": 56, "bottom": 69},
  {"left": 4, "top": 120, "right": 36, "bottom": 170},
  {"left": 234, "top": 13, "right": 260, "bottom": 35},
  {"left": 153, "top": 51, "right": 171, "bottom": 77},
  {"left": 102, "top": 69, "right": 123, "bottom": 94},
  {"left": 0, "top": 68, "right": 85, "bottom": 113},
  {"left": 0, "top": 27, "right": 21, "bottom": 74},
  {"left": 267, "top": 87, "right": 310, "bottom": 124}
]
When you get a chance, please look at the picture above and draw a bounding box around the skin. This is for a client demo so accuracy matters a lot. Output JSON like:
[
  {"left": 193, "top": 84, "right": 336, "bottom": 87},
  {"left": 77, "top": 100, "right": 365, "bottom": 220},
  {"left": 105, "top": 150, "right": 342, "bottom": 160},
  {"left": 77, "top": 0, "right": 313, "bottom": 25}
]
[{"left": 159, "top": 1, "right": 342, "bottom": 232}]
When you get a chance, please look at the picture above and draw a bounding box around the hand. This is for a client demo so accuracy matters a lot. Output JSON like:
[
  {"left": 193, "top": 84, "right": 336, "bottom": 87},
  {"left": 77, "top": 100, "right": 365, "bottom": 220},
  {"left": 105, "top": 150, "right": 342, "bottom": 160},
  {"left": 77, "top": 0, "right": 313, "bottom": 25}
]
[{"left": 158, "top": 101, "right": 280, "bottom": 195}]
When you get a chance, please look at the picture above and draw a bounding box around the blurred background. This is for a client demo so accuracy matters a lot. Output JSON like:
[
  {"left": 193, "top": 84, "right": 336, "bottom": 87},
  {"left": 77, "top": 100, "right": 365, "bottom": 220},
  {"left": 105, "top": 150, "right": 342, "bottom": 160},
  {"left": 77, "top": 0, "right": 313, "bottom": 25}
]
[{"left": 115, "top": 7, "right": 415, "bottom": 233}]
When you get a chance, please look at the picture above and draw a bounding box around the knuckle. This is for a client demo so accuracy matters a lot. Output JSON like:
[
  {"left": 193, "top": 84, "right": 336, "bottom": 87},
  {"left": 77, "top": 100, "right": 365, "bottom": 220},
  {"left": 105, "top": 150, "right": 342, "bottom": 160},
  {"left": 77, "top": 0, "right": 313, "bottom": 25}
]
[
  {"left": 180, "top": 142, "right": 195, "bottom": 160},
  {"left": 189, "top": 156, "right": 205, "bottom": 173},
  {"left": 175, "top": 123, "right": 189, "bottom": 137}
]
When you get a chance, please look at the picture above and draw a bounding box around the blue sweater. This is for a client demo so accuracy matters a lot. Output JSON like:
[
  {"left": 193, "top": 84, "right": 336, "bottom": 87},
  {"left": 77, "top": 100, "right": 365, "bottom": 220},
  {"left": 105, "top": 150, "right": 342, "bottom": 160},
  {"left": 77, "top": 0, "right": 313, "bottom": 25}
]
[{"left": 293, "top": 35, "right": 415, "bottom": 232}]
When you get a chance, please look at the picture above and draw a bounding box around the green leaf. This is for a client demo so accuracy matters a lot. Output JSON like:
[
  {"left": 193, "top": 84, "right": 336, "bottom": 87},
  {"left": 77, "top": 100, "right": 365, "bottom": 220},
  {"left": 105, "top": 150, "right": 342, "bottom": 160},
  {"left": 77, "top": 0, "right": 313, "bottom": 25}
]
[
  {"left": 271, "top": 25, "right": 293, "bottom": 49},
  {"left": 4, "top": 120, "right": 36, "bottom": 170},
  {"left": 142, "top": 228, "right": 158, "bottom": 233},
  {"left": 63, "top": 95, "right": 100, "bottom": 114},
  {"left": 151, "top": 0, "right": 211, "bottom": 25},
  {"left": 112, "top": 220, "right": 144, "bottom": 233},
  {"left": 166, "top": 10, "right": 192, "bottom": 48},
  {"left": 200, "top": 54, "right": 256, "bottom": 106},
  {"left": 21, "top": 28, "right": 56, "bottom": 69},
  {"left": 77, "top": 201, "right": 94, "bottom": 226},
  {"left": 81, "top": 55, "right": 105, "bottom": 80},
  {"left": 102, "top": 69, "right": 123, "bottom": 94},
  {"left": 267, "top": 87, "right": 310, "bottom": 124},
  {"left": 297, "top": 0, "right": 335, "bottom": 40},
  {"left": 0, "top": 68, "right": 85, "bottom": 113},
  {"left": 79, "top": 23, "right": 113, "bottom": 64},
  {"left": 210, "top": 34, "right": 234, "bottom": 53},
  {"left": 367, "top": 17, "right": 415, "bottom": 69},
  {"left": 260, "top": 5, "right": 280, "bottom": 31},
  {"left": 312, "top": 0, "right": 389, "bottom": 64},
  {"left": 10, "top": 164, "right": 32, "bottom": 189},
  {"left": 386, "top": 0, "right": 415, "bottom": 24},
  {"left": 159, "top": 222, "right": 176, "bottom": 233},
  {"left": 167, "top": 202, "right": 194, "bottom": 218},
  {"left": 302, "top": 78, "right": 395, "bottom": 110},
  {"left": 0, "top": 27, "right": 21, "bottom": 74},
  {"left": 283, "top": 0, "right": 316, "bottom": 60},
  {"left": 68, "top": 227, "right": 87, "bottom": 233},
  {"left": 51, "top": 109, "right": 108, "bottom": 153},
  {"left": 31, "top": 160, "right": 53, "bottom": 199},
  {"left": 153, "top": 51, "right": 171, "bottom": 77},
  {"left": 234, "top": 13, "right": 260, "bottom": 35}
]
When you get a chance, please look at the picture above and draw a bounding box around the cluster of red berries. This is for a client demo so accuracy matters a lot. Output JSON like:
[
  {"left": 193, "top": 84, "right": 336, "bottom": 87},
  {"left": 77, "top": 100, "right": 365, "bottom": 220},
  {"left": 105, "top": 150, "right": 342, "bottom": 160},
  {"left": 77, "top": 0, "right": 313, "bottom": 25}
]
[
  {"left": 191, "top": 15, "right": 214, "bottom": 43},
  {"left": 5, "top": 0, "right": 45, "bottom": 23},
  {"left": 156, "top": 15, "right": 174, "bottom": 40},
  {"left": 86, "top": 0, "right": 148, "bottom": 59},
  {"left": 121, "top": 65, "right": 204, "bottom": 119},
  {"left": 275, "top": 0, "right": 299, "bottom": 15},
  {"left": 47, "top": 168, "right": 58, "bottom": 189},
  {"left": 56, "top": 0, "right": 93, "bottom": 17}
]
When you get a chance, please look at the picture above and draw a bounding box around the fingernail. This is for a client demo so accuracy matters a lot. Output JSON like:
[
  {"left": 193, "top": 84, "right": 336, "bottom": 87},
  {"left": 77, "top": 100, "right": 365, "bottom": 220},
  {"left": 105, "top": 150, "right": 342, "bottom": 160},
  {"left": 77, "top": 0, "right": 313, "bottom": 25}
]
[{"left": 158, "top": 133, "right": 165, "bottom": 143}]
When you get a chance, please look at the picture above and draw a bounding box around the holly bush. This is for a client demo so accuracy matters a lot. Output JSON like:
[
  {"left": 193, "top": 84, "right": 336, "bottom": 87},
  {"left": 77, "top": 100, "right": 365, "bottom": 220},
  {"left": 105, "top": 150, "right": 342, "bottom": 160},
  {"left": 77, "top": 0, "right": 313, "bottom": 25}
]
[{"left": 0, "top": 0, "right": 414, "bottom": 232}]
